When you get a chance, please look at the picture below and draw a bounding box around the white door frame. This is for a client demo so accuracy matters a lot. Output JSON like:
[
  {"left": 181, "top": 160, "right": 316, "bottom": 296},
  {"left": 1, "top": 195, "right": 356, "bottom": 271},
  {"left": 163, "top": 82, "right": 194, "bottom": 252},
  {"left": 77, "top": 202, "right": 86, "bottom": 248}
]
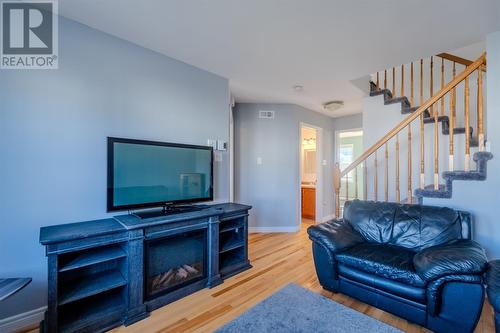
[
  {"left": 229, "top": 102, "right": 235, "bottom": 202},
  {"left": 334, "top": 128, "right": 363, "bottom": 162},
  {"left": 299, "top": 123, "right": 324, "bottom": 226},
  {"left": 334, "top": 128, "right": 364, "bottom": 210}
]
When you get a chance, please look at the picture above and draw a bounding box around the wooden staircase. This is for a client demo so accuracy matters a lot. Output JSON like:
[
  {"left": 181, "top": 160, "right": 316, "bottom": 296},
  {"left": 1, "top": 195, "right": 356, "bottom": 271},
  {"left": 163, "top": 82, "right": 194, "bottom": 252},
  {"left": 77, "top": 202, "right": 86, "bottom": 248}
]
[
  {"left": 334, "top": 53, "right": 492, "bottom": 216},
  {"left": 368, "top": 81, "right": 479, "bottom": 148}
]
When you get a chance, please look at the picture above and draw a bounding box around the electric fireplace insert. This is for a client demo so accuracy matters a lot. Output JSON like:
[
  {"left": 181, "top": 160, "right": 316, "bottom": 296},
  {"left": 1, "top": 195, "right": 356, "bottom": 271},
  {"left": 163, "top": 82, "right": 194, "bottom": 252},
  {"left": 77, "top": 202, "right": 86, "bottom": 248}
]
[{"left": 145, "top": 229, "right": 207, "bottom": 299}]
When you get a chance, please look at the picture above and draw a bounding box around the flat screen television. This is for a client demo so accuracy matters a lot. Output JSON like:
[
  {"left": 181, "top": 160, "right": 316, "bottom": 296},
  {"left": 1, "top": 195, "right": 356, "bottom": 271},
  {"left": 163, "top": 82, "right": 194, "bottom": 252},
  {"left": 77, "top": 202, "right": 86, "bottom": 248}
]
[{"left": 107, "top": 137, "right": 213, "bottom": 212}]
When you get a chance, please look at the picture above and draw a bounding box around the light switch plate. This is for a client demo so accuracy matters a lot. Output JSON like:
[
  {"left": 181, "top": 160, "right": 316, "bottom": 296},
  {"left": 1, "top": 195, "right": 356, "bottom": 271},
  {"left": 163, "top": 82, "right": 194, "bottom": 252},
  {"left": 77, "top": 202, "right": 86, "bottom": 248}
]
[
  {"left": 207, "top": 139, "right": 216, "bottom": 149},
  {"left": 257, "top": 157, "right": 262, "bottom": 165},
  {"left": 214, "top": 152, "right": 223, "bottom": 162},
  {"left": 217, "top": 140, "right": 227, "bottom": 151}
]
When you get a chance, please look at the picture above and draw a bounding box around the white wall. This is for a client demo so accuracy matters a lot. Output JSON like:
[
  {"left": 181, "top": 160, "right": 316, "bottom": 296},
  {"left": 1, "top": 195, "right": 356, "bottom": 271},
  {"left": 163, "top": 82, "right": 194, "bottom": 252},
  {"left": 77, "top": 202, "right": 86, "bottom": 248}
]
[{"left": 0, "top": 17, "right": 230, "bottom": 320}]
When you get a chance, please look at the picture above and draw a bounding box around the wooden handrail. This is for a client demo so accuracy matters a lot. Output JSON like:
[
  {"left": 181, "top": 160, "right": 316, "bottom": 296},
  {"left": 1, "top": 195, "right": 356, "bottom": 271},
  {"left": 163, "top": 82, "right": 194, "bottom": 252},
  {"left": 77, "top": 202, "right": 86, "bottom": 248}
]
[
  {"left": 437, "top": 53, "right": 472, "bottom": 67},
  {"left": 437, "top": 53, "right": 487, "bottom": 71},
  {"left": 339, "top": 52, "right": 486, "bottom": 178}
]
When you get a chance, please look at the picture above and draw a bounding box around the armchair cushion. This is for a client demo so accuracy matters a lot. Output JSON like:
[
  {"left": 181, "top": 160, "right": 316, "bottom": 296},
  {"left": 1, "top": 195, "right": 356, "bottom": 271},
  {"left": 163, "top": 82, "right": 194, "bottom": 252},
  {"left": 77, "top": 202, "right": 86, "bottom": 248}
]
[
  {"left": 343, "top": 200, "right": 396, "bottom": 244},
  {"left": 335, "top": 243, "right": 426, "bottom": 287},
  {"left": 342, "top": 200, "right": 466, "bottom": 250},
  {"left": 413, "top": 239, "right": 487, "bottom": 281},
  {"left": 307, "top": 219, "right": 364, "bottom": 254},
  {"left": 390, "top": 205, "right": 463, "bottom": 251}
]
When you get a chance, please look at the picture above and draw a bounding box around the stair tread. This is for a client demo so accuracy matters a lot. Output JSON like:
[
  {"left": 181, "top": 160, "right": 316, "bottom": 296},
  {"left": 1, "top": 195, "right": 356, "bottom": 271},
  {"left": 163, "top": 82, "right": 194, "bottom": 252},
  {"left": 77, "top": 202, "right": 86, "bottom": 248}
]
[
  {"left": 370, "top": 88, "right": 391, "bottom": 97},
  {"left": 442, "top": 127, "right": 473, "bottom": 135},
  {"left": 414, "top": 184, "right": 452, "bottom": 199},
  {"left": 443, "top": 170, "right": 483, "bottom": 180},
  {"left": 423, "top": 115, "right": 448, "bottom": 123},
  {"left": 474, "top": 151, "right": 494, "bottom": 161},
  {"left": 421, "top": 184, "right": 446, "bottom": 191},
  {"left": 443, "top": 170, "right": 480, "bottom": 175},
  {"left": 385, "top": 96, "right": 410, "bottom": 106}
]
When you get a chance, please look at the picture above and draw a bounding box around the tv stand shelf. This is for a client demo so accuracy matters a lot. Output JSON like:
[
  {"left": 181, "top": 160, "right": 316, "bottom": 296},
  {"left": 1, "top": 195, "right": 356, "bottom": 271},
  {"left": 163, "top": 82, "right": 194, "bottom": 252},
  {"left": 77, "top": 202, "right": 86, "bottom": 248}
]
[
  {"left": 59, "top": 245, "right": 126, "bottom": 272},
  {"left": 216, "top": 208, "right": 251, "bottom": 278},
  {"left": 59, "top": 270, "right": 127, "bottom": 306},
  {"left": 40, "top": 203, "right": 251, "bottom": 333}
]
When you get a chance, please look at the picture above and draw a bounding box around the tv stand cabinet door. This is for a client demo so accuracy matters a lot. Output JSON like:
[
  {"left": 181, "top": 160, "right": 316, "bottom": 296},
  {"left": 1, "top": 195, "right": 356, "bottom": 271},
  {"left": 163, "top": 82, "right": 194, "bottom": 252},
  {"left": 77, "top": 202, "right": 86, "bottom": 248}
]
[
  {"left": 124, "top": 229, "right": 149, "bottom": 325},
  {"left": 208, "top": 216, "right": 222, "bottom": 287}
]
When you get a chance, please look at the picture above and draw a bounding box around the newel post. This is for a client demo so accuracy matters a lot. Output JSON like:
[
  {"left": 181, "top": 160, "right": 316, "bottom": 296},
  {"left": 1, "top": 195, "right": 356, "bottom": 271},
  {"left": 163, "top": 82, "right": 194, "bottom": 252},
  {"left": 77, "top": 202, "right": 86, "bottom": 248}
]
[{"left": 333, "top": 163, "right": 341, "bottom": 218}]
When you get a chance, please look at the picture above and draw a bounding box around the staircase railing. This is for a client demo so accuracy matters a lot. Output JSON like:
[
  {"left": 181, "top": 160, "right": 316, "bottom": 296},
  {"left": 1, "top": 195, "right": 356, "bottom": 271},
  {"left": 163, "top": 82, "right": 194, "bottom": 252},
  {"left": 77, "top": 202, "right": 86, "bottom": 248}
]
[{"left": 334, "top": 52, "right": 486, "bottom": 218}]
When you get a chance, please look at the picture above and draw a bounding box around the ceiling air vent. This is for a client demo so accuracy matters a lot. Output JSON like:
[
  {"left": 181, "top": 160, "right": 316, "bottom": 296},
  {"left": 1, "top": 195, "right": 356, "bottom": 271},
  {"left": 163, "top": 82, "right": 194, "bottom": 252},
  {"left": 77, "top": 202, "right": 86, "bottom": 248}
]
[{"left": 259, "top": 110, "right": 275, "bottom": 119}]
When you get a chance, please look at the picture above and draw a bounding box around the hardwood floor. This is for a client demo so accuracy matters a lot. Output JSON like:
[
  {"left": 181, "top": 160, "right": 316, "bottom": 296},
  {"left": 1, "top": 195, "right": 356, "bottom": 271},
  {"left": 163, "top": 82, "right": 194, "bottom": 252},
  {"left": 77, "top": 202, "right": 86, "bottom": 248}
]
[
  {"left": 108, "top": 220, "right": 494, "bottom": 333},
  {"left": 23, "top": 220, "right": 495, "bottom": 333}
]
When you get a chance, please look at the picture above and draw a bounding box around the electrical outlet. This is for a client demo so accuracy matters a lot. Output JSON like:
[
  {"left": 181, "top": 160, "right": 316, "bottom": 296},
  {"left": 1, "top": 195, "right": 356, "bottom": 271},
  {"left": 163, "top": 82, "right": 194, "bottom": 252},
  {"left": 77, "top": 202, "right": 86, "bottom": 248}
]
[{"left": 214, "top": 152, "right": 223, "bottom": 162}]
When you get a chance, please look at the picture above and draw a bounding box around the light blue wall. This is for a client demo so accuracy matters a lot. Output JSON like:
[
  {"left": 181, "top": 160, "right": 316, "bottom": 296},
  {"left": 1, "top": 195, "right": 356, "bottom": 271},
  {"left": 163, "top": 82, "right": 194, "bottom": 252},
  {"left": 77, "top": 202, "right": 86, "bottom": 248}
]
[
  {"left": 234, "top": 103, "right": 333, "bottom": 230},
  {"left": 0, "top": 17, "right": 230, "bottom": 319},
  {"left": 234, "top": 103, "right": 362, "bottom": 230},
  {"left": 332, "top": 114, "right": 363, "bottom": 133}
]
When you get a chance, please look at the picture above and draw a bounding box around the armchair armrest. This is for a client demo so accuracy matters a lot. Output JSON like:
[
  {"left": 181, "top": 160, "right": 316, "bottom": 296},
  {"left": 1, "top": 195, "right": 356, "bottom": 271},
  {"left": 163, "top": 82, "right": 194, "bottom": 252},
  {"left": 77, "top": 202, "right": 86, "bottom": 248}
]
[
  {"left": 307, "top": 219, "right": 364, "bottom": 254},
  {"left": 486, "top": 260, "right": 500, "bottom": 311},
  {"left": 413, "top": 239, "right": 487, "bottom": 281}
]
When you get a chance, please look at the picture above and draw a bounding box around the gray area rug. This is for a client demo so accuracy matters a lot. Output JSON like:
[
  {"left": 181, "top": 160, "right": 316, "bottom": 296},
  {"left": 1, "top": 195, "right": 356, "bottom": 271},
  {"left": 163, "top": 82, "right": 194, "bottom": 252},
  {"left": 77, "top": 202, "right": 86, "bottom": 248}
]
[{"left": 215, "top": 284, "right": 403, "bottom": 333}]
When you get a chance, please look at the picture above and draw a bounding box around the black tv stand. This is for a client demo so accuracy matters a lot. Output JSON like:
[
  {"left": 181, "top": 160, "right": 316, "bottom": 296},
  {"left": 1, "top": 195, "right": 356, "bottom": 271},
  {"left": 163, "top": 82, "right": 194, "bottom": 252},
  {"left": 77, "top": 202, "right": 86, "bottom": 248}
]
[
  {"left": 39, "top": 203, "right": 252, "bottom": 333},
  {"left": 132, "top": 204, "right": 207, "bottom": 219}
]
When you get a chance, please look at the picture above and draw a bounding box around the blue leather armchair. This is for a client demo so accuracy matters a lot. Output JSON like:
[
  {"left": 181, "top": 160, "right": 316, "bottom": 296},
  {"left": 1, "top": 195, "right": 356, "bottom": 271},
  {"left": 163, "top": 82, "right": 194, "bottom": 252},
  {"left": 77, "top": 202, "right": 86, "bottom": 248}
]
[
  {"left": 308, "top": 200, "right": 487, "bottom": 333},
  {"left": 486, "top": 260, "right": 500, "bottom": 332}
]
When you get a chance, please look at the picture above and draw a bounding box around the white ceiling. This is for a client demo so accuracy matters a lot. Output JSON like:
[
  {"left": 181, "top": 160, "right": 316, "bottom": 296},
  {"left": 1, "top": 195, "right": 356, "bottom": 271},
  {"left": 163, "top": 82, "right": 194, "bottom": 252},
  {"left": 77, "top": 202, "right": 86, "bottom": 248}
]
[{"left": 58, "top": 0, "right": 500, "bottom": 117}]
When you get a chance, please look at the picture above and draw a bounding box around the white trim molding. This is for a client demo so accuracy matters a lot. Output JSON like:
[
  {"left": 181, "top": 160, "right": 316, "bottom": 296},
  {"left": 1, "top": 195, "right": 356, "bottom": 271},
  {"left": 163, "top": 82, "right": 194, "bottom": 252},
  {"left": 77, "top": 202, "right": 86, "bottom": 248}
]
[
  {"left": 249, "top": 226, "right": 300, "bottom": 233},
  {"left": 0, "top": 306, "right": 45, "bottom": 333}
]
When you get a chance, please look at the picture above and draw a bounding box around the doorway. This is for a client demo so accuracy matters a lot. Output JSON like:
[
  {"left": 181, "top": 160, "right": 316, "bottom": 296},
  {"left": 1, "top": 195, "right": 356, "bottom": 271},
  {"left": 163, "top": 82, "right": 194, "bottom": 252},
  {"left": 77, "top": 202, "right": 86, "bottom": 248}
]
[
  {"left": 300, "top": 124, "right": 322, "bottom": 227},
  {"left": 336, "top": 129, "right": 364, "bottom": 215}
]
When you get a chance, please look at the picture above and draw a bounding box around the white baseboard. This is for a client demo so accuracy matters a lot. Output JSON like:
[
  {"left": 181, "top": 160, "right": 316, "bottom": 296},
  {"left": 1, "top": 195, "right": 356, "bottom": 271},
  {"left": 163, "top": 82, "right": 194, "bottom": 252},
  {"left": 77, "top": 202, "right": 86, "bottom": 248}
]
[
  {"left": 0, "top": 306, "right": 45, "bottom": 333},
  {"left": 249, "top": 226, "right": 300, "bottom": 233}
]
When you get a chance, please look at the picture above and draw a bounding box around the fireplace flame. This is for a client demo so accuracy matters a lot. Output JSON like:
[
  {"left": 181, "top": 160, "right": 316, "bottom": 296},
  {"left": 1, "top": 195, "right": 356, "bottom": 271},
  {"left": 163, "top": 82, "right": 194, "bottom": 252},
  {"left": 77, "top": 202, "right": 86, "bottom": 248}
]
[{"left": 150, "top": 262, "right": 203, "bottom": 292}]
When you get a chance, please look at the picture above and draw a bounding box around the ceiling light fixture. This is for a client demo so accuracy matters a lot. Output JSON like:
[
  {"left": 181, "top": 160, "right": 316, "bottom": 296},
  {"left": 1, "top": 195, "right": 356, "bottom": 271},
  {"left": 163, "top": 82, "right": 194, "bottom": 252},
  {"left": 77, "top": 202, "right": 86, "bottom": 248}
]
[
  {"left": 293, "top": 85, "right": 304, "bottom": 92},
  {"left": 323, "top": 100, "right": 344, "bottom": 112}
]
